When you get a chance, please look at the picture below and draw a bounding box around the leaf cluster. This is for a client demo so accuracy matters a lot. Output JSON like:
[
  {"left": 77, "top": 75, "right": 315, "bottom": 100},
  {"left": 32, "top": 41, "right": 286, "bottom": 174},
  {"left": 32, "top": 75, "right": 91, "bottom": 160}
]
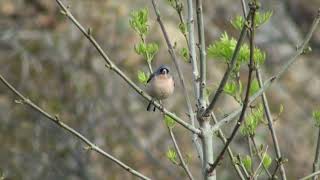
[
  {"left": 231, "top": 11, "right": 273, "bottom": 30},
  {"left": 240, "top": 104, "right": 264, "bottom": 136},
  {"left": 313, "top": 110, "right": 320, "bottom": 127},
  {"left": 129, "top": 8, "right": 149, "bottom": 36},
  {"left": 207, "top": 32, "right": 266, "bottom": 72},
  {"left": 166, "top": 148, "right": 178, "bottom": 165},
  {"left": 134, "top": 42, "right": 159, "bottom": 62}
]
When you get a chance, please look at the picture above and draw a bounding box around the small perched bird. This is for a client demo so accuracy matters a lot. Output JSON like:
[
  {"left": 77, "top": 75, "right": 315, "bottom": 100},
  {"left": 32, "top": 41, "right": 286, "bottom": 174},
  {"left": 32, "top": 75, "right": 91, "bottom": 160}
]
[{"left": 146, "top": 65, "right": 175, "bottom": 111}]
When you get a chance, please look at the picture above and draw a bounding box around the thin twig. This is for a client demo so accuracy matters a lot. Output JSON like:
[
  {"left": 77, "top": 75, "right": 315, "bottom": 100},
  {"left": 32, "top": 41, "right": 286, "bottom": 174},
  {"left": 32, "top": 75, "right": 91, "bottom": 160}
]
[
  {"left": 173, "top": 0, "right": 190, "bottom": 49},
  {"left": 251, "top": 137, "right": 272, "bottom": 178},
  {"left": 313, "top": 128, "right": 320, "bottom": 180},
  {"left": 247, "top": 136, "right": 254, "bottom": 174},
  {"left": 236, "top": 155, "right": 251, "bottom": 179},
  {"left": 203, "top": 10, "right": 251, "bottom": 117},
  {"left": 207, "top": 3, "right": 258, "bottom": 173},
  {"left": 300, "top": 171, "right": 320, "bottom": 180},
  {"left": 252, "top": 145, "right": 269, "bottom": 179},
  {"left": 0, "top": 74, "right": 151, "bottom": 180},
  {"left": 256, "top": 70, "right": 287, "bottom": 180},
  {"left": 210, "top": 111, "right": 246, "bottom": 180},
  {"left": 55, "top": 0, "right": 201, "bottom": 135},
  {"left": 167, "top": 126, "right": 194, "bottom": 180}
]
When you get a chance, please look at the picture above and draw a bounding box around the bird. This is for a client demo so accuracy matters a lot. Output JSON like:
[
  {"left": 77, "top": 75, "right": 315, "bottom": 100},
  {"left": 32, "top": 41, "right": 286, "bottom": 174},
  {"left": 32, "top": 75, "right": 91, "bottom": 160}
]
[{"left": 146, "top": 65, "right": 175, "bottom": 111}]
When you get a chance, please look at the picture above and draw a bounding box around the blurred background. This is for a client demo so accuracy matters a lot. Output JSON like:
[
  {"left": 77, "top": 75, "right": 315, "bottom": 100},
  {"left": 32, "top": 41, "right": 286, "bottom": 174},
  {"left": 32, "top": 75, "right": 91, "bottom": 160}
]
[{"left": 0, "top": 0, "right": 320, "bottom": 179}]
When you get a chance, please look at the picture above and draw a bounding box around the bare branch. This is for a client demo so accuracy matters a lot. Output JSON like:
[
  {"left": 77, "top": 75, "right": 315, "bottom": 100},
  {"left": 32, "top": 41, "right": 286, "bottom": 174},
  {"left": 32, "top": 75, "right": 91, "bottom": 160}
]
[
  {"left": 300, "top": 171, "right": 320, "bottom": 180},
  {"left": 55, "top": 0, "right": 201, "bottom": 135},
  {"left": 196, "top": 0, "right": 207, "bottom": 111},
  {"left": 0, "top": 74, "right": 151, "bottom": 180},
  {"left": 167, "top": 127, "right": 194, "bottom": 180},
  {"left": 256, "top": 70, "right": 287, "bottom": 179}
]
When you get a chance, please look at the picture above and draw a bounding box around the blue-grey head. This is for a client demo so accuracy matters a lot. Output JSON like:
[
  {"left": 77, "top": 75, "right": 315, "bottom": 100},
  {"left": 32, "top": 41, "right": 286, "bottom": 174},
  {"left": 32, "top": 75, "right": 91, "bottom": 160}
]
[{"left": 156, "top": 65, "right": 170, "bottom": 75}]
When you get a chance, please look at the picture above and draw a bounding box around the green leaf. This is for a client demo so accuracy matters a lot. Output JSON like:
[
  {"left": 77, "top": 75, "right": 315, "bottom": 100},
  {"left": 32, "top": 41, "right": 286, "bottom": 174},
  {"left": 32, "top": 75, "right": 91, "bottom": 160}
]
[
  {"left": 134, "top": 42, "right": 159, "bottom": 62},
  {"left": 166, "top": 0, "right": 176, "bottom": 8},
  {"left": 240, "top": 104, "right": 264, "bottom": 136},
  {"left": 231, "top": 11, "right": 273, "bottom": 30},
  {"left": 166, "top": 148, "right": 178, "bottom": 164},
  {"left": 164, "top": 115, "right": 176, "bottom": 128},
  {"left": 253, "top": 47, "right": 266, "bottom": 66},
  {"left": 279, "top": 104, "right": 284, "bottom": 114},
  {"left": 230, "top": 15, "right": 245, "bottom": 30},
  {"left": 146, "top": 43, "right": 159, "bottom": 61},
  {"left": 313, "top": 109, "right": 320, "bottom": 127},
  {"left": 249, "top": 79, "right": 260, "bottom": 96},
  {"left": 262, "top": 153, "right": 272, "bottom": 169},
  {"left": 224, "top": 81, "right": 237, "bottom": 97},
  {"left": 137, "top": 70, "right": 148, "bottom": 85},
  {"left": 180, "top": 47, "right": 189, "bottom": 62},
  {"left": 255, "top": 11, "right": 273, "bottom": 28},
  {"left": 129, "top": 8, "right": 149, "bottom": 36},
  {"left": 242, "top": 155, "right": 252, "bottom": 172},
  {"left": 207, "top": 32, "right": 237, "bottom": 63},
  {"left": 179, "top": 22, "right": 187, "bottom": 34}
]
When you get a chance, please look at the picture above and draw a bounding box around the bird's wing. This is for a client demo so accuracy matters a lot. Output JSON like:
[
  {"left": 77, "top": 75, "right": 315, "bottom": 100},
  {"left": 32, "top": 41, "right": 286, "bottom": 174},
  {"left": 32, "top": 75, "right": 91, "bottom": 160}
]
[{"left": 147, "top": 72, "right": 155, "bottom": 83}]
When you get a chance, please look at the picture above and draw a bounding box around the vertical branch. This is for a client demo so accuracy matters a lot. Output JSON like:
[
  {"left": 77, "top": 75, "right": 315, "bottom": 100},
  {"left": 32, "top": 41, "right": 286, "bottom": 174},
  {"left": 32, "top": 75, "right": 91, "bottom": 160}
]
[
  {"left": 240, "top": 0, "right": 287, "bottom": 177},
  {"left": 313, "top": 128, "right": 320, "bottom": 180},
  {"left": 207, "top": 2, "right": 258, "bottom": 172},
  {"left": 150, "top": 0, "right": 203, "bottom": 164},
  {"left": 196, "top": 0, "right": 207, "bottom": 111},
  {"left": 187, "top": 0, "right": 200, "bottom": 99},
  {"left": 187, "top": 0, "right": 203, "bottom": 163}
]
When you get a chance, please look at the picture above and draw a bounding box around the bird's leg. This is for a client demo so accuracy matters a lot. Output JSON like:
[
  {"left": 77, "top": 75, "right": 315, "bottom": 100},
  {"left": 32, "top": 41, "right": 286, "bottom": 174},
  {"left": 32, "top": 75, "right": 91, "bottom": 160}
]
[
  {"left": 153, "top": 100, "right": 157, "bottom": 112},
  {"left": 159, "top": 100, "right": 165, "bottom": 113},
  {"left": 147, "top": 99, "right": 154, "bottom": 111}
]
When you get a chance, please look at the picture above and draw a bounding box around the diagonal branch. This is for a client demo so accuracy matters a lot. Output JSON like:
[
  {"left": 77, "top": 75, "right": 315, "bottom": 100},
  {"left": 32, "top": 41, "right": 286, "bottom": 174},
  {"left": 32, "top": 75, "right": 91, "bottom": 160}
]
[
  {"left": 239, "top": 0, "right": 287, "bottom": 178},
  {"left": 202, "top": 10, "right": 252, "bottom": 117},
  {"left": 212, "top": 8, "right": 320, "bottom": 132},
  {"left": 55, "top": 0, "right": 201, "bottom": 135},
  {"left": 149, "top": 0, "right": 196, "bottom": 130},
  {"left": 207, "top": 2, "right": 258, "bottom": 172},
  {"left": 300, "top": 171, "right": 320, "bottom": 180},
  {"left": 167, "top": 126, "right": 194, "bottom": 180},
  {"left": 0, "top": 74, "right": 151, "bottom": 180}
]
